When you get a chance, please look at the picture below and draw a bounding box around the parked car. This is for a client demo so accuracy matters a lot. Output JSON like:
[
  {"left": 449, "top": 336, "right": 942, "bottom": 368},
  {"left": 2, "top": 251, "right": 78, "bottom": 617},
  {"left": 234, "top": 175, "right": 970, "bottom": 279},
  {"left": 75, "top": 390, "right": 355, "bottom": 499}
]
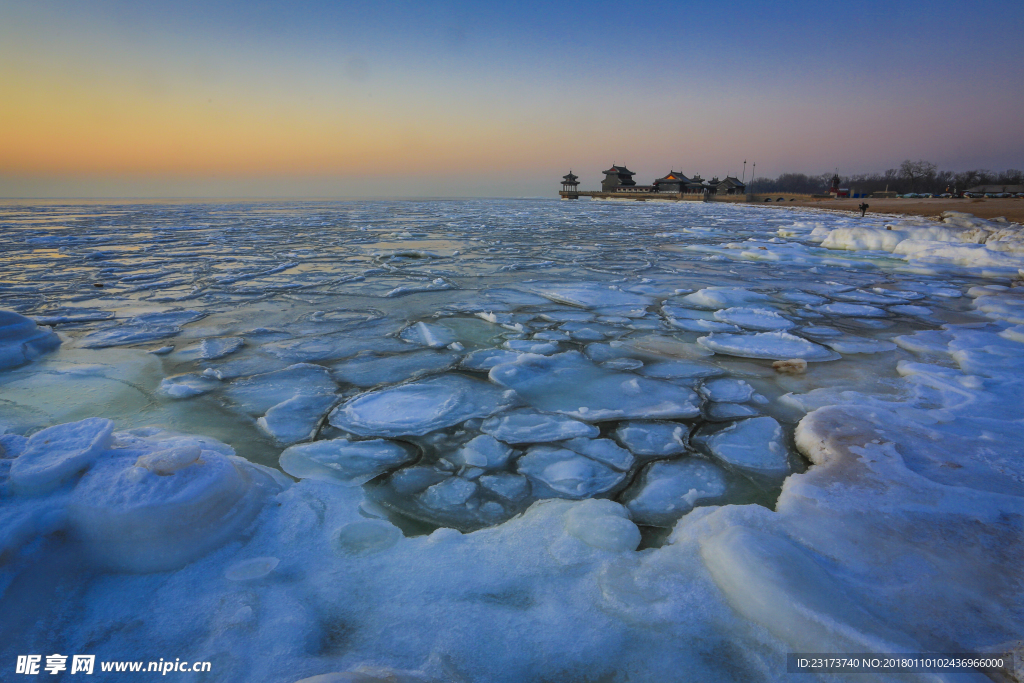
[{"left": 938, "top": 193, "right": 952, "bottom": 198}]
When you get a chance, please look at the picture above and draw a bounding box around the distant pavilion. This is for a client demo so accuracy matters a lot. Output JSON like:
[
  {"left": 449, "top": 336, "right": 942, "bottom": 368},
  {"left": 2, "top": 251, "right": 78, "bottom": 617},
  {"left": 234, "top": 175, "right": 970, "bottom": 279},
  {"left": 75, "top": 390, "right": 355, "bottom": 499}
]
[{"left": 561, "top": 171, "right": 580, "bottom": 193}]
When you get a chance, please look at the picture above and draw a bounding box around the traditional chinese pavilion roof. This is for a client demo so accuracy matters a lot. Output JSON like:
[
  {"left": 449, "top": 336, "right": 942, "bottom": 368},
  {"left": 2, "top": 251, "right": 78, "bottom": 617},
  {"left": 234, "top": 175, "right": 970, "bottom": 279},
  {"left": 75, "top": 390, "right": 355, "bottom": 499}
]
[
  {"left": 602, "top": 165, "right": 635, "bottom": 176},
  {"left": 655, "top": 170, "right": 692, "bottom": 184},
  {"left": 562, "top": 171, "right": 579, "bottom": 182}
]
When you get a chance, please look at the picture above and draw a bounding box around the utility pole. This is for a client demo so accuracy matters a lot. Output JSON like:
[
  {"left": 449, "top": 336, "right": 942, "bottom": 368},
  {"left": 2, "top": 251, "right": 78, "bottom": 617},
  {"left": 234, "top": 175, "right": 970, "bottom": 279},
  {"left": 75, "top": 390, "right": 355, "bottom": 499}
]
[
  {"left": 742, "top": 160, "right": 747, "bottom": 184},
  {"left": 751, "top": 163, "right": 756, "bottom": 192}
]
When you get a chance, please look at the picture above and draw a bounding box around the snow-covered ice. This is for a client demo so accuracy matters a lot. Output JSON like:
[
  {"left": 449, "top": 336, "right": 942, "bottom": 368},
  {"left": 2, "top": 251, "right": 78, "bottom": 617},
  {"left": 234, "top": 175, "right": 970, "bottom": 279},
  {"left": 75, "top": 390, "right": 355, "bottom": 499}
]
[{"left": 0, "top": 310, "right": 61, "bottom": 370}]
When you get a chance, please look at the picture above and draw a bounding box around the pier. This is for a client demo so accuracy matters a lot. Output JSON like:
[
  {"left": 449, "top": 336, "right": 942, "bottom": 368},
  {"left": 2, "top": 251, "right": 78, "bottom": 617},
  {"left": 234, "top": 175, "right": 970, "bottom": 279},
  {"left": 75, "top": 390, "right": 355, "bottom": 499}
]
[{"left": 559, "top": 190, "right": 748, "bottom": 203}]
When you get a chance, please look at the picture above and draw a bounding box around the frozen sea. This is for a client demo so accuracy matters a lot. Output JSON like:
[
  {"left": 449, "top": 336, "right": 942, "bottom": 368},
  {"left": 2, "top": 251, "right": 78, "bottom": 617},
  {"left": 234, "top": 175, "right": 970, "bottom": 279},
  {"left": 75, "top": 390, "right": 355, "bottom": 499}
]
[{"left": 1, "top": 198, "right": 1023, "bottom": 682}]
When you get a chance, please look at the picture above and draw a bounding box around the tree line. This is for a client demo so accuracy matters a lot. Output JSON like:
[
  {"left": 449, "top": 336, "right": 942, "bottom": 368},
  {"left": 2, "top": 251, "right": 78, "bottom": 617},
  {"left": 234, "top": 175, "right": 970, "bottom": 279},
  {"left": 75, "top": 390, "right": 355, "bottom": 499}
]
[{"left": 747, "top": 161, "right": 1023, "bottom": 195}]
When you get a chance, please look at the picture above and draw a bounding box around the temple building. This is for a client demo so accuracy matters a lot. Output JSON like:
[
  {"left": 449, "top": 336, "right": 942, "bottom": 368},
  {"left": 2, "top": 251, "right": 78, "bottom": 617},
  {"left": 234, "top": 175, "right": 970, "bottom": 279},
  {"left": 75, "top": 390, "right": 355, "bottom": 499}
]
[
  {"left": 652, "top": 171, "right": 690, "bottom": 193},
  {"left": 713, "top": 176, "right": 746, "bottom": 195},
  {"left": 560, "top": 165, "right": 747, "bottom": 200},
  {"left": 601, "top": 165, "right": 638, "bottom": 192}
]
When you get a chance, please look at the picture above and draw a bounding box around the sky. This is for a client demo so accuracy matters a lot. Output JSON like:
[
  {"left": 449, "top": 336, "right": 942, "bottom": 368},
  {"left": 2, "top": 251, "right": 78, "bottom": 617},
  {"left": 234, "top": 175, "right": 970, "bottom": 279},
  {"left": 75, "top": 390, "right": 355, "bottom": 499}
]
[{"left": 2, "top": 0, "right": 1023, "bottom": 198}]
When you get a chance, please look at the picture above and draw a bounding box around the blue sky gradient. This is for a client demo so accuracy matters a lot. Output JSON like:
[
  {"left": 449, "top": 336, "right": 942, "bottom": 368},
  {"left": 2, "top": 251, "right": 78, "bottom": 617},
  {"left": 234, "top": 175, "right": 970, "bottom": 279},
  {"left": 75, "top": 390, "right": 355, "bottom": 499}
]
[{"left": 2, "top": 0, "right": 1022, "bottom": 197}]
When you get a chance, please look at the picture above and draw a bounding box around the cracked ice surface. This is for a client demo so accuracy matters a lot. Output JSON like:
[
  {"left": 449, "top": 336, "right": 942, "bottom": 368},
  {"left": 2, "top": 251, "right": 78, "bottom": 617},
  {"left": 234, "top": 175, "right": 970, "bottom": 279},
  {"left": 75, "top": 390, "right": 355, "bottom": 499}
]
[{"left": 1, "top": 199, "right": 1023, "bottom": 682}]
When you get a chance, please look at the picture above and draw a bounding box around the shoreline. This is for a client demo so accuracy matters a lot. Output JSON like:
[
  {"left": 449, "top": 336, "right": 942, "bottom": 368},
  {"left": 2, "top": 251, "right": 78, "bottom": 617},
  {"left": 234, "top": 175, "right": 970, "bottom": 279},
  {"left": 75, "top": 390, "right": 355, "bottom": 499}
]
[{"left": 750, "top": 196, "right": 1024, "bottom": 223}]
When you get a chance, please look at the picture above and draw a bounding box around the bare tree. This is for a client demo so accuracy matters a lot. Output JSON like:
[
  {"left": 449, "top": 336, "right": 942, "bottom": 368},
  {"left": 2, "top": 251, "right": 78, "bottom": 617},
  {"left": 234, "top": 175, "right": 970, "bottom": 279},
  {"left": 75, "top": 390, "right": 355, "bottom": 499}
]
[{"left": 898, "top": 160, "right": 938, "bottom": 192}]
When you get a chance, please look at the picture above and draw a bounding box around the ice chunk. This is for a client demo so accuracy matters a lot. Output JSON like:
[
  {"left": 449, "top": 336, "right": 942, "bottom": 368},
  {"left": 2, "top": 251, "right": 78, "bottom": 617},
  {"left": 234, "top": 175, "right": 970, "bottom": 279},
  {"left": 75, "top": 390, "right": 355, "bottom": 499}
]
[
  {"left": 478, "top": 472, "right": 531, "bottom": 501},
  {"left": 447, "top": 435, "right": 514, "bottom": 469},
  {"left": 489, "top": 352, "right": 700, "bottom": 421},
  {"left": 563, "top": 437, "right": 634, "bottom": 471},
  {"left": 704, "top": 402, "right": 761, "bottom": 421},
  {"left": 481, "top": 288, "right": 551, "bottom": 306},
  {"left": 695, "top": 416, "right": 791, "bottom": 478},
  {"left": 0, "top": 309, "right": 61, "bottom": 370},
  {"left": 504, "top": 339, "right": 559, "bottom": 354},
  {"left": 563, "top": 499, "right": 641, "bottom": 552},
  {"left": 774, "top": 290, "right": 826, "bottom": 305},
  {"left": 697, "top": 331, "right": 838, "bottom": 361},
  {"left": 260, "top": 324, "right": 408, "bottom": 363},
  {"left": 9, "top": 417, "right": 115, "bottom": 494},
  {"left": 79, "top": 309, "right": 205, "bottom": 348},
  {"left": 614, "top": 421, "right": 689, "bottom": 457},
  {"left": 622, "top": 459, "right": 729, "bottom": 526},
  {"left": 257, "top": 393, "right": 338, "bottom": 445},
  {"left": 224, "top": 364, "right": 336, "bottom": 416},
  {"left": 666, "top": 317, "right": 740, "bottom": 333},
  {"left": 679, "top": 287, "right": 772, "bottom": 309},
  {"left": 816, "top": 303, "right": 888, "bottom": 317},
  {"left": 399, "top": 322, "right": 457, "bottom": 348},
  {"left": 823, "top": 336, "right": 897, "bottom": 354},
  {"left": 522, "top": 281, "right": 651, "bottom": 309},
  {"left": 385, "top": 277, "right": 455, "bottom": 297},
  {"left": 67, "top": 428, "right": 280, "bottom": 572},
  {"left": 329, "top": 374, "right": 515, "bottom": 437},
  {"left": 460, "top": 348, "right": 523, "bottom": 372},
  {"left": 481, "top": 409, "right": 599, "bottom": 444},
  {"left": 889, "top": 304, "right": 933, "bottom": 317},
  {"left": 331, "top": 350, "right": 459, "bottom": 387},
  {"left": 601, "top": 358, "right": 644, "bottom": 371},
  {"left": 516, "top": 446, "right": 626, "bottom": 499},
  {"left": 158, "top": 373, "right": 221, "bottom": 399},
  {"left": 279, "top": 438, "right": 416, "bottom": 485},
  {"left": 225, "top": 556, "right": 279, "bottom": 581},
  {"left": 713, "top": 307, "right": 795, "bottom": 331},
  {"left": 538, "top": 309, "right": 596, "bottom": 322},
  {"left": 698, "top": 378, "right": 756, "bottom": 403},
  {"left": 197, "top": 336, "right": 244, "bottom": 360},
  {"left": 420, "top": 477, "right": 478, "bottom": 509},
  {"left": 798, "top": 326, "right": 842, "bottom": 338},
  {"left": 386, "top": 466, "right": 451, "bottom": 495}
]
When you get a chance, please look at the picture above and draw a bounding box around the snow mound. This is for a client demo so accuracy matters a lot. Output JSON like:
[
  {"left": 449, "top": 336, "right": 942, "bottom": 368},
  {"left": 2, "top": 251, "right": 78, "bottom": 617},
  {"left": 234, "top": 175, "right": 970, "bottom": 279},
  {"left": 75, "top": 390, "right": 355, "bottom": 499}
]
[{"left": 0, "top": 309, "right": 61, "bottom": 370}]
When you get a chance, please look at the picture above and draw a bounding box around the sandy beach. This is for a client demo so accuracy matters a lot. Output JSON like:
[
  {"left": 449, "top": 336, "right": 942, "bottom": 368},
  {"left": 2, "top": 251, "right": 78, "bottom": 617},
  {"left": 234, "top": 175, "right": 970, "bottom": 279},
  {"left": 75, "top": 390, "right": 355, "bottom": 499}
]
[{"left": 754, "top": 196, "right": 1024, "bottom": 223}]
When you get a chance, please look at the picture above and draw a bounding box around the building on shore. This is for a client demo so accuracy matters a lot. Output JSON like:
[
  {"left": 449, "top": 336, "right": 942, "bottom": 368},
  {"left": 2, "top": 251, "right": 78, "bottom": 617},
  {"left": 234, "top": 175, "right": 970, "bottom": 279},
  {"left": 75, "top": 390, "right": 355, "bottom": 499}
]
[
  {"left": 563, "top": 165, "right": 745, "bottom": 200},
  {"left": 601, "top": 165, "right": 638, "bottom": 192},
  {"left": 714, "top": 176, "right": 747, "bottom": 195}
]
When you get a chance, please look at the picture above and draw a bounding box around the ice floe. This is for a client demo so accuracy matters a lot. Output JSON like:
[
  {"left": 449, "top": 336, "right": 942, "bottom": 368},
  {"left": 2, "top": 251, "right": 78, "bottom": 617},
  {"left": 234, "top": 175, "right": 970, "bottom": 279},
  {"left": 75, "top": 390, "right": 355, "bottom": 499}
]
[
  {"left": 489, "top": 351, "right": 701, "bottom": 420},
  {"left": 279, "top": 438, "right": 416, "bottom": 485},
  {"left": 329, "top": 374, "right": 515, "bottom": 437},
  {"left": 516, "top": 446, "right": 626, "bottom": 498},
  {"left": 480, "top": 408, "right": 599, "bottom": 444},
  {"left": 694, "top": 416, "right": 791, "bottom": 478},
  {"left": 697, "top": 331, "right": 838, "bottom": 361},
  {"left": 622, "top": 459, "right": 730, "bottom": 526}
]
